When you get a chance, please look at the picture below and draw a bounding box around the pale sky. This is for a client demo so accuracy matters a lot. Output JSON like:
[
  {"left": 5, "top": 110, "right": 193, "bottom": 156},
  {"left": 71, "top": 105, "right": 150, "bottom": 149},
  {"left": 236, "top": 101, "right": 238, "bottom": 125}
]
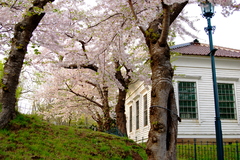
[
  {"left": 175, "top": 3, "right": 240, "bottom": 50},
  {"left": 85, "top": 0, "right": 240, "bottom": 49}
]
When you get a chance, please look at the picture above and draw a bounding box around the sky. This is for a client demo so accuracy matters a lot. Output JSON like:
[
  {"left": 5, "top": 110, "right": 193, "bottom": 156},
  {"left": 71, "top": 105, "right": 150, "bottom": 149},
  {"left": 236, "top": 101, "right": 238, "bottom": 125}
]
[{"left": 175, "top": 3, "right": 240, "bottom": 50}]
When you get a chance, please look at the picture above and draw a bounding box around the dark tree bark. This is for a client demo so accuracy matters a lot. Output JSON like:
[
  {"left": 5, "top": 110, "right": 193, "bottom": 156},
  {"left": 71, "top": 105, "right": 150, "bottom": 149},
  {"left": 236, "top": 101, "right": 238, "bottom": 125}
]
[
  {"left": 0, "top": 0, "right": 54, "bottom": 129},
  {"left": 115, "top": 88, "right": 128, "bottom": 136},
  {"left": 142, "top": 1, "right": 188, "bottom": 160},
  {"left": 114, "top": 60, "right": 132, "bottom": 137},
  {"left": 102, "top": 86, "right": 112, "bottom": 131}
]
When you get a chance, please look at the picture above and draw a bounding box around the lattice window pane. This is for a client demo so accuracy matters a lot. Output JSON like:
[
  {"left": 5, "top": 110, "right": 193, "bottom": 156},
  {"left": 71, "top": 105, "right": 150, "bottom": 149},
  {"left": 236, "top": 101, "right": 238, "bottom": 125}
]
[
  {"left": 218, "top": 83, "right": 236, "bottom": 119},
  {"left": 178, "top": 82, "right": 198, "bottom": 119}
]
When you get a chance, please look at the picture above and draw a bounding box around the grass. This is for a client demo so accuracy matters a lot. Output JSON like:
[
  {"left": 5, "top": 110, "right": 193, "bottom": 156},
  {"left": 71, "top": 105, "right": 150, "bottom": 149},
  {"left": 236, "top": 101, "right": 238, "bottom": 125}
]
[{"left": 0, "top": 114, "right": 147, "bottom": 160}]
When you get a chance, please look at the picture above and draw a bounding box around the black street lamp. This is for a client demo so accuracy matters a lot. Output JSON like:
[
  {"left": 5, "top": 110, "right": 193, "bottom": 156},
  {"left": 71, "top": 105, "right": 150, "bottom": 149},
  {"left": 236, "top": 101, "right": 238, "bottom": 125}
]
[{"left": 200, "top": 1, "right": 224, "bottom": 160}]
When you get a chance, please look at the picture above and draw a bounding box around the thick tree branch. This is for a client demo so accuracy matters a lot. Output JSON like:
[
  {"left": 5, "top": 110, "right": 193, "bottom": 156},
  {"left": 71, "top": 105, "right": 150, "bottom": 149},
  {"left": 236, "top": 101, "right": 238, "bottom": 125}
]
[
  {"left": 169, "top": 1, "right": 188, "bottom": 25},
  {"left": 145, "top": 1, "right": 188, "bottom": 47},
  {"left": 115, "top": 61, "right": 124, "bottom": 87},
  {"left": 158, "top": 2, "right": 170, "bottom": 46},
  {"left": 63, "top": 63, "right": 98, "bottom": 72},
  {"left": 114, "top": 60, "right": 132, "bottom": 88}
]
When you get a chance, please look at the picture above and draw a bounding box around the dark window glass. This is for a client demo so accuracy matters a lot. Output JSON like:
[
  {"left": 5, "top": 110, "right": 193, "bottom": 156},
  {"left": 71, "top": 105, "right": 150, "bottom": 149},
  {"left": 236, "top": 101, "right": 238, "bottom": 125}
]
[
  {"left": 178, "top": 82, "right": 198, "bottom": 119},
  {"left": 129, "top": 106, "right": 132, "bottom": 132},
  {"left": 143, "top": 94, "right": 148, "bottom": 126},
  {"left": 136, "top": 101, "right": 139, "bottom": 129},
  {"left": 218, "top": 83, "right": 236, "bottom": 119}
]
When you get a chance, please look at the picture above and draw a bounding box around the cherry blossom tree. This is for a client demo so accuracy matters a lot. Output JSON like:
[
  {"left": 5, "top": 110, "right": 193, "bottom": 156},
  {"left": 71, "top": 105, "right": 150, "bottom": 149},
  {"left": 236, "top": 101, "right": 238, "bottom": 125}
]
[
  {"left": 24, "top": 0, "right": 151, "bottom": 135},
  {"left": 0, "top": 2, "right": 238, "bottom": 159},
  {"left": 125, "top": 0, "right": 238, "bottom": 159},
  {"left": 0, "top": 0, "right": 55, "bottom": 129},
  {"left": 126, "top": 1, "right": 188, "bottom": 159},
  {"left": 31, "top": 68, "right": 98, "bottom": 127},
  {"left": 0, "top": 0, "right": 93, "bottom": 129},
  {"left": 86, "top": 0, "right": 238, "bottom": 159},
  {"left": 31, "top": 25, "right": 149, "bottom": 134}
]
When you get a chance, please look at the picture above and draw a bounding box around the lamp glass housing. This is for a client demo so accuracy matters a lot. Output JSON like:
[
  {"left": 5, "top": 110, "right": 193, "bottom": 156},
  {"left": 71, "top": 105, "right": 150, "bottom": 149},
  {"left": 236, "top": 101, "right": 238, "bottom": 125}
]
[{"left": 200, "top": 1, "right": 215, "bottom": 18}]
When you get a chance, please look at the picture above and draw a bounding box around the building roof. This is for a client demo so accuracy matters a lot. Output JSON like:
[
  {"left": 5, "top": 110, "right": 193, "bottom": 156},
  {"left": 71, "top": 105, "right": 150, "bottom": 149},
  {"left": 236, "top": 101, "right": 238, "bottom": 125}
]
[{"left": 170, "top": 39, "right": 240, "bottom": 58}]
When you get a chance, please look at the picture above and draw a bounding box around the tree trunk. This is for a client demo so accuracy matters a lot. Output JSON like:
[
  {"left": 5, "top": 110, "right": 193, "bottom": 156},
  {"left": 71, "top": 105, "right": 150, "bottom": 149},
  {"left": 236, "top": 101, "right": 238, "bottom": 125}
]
[
  {"left": 114, "top": 60, "right": 131, "bottom": 137},
  {"left": 0, "top": 0, "right": 54, "bottom": 129},
  {"left": 102, "top": 86, "right": 112, "bottom": 131},
  {"left": 115, "top": 88, "right": 128, "bottom": 136},
  {"left": 146, "top": 44, "right": 178, "bottom": 159},
  {"left": 144, "top": 2, "right": 188, "bottom": 159}
]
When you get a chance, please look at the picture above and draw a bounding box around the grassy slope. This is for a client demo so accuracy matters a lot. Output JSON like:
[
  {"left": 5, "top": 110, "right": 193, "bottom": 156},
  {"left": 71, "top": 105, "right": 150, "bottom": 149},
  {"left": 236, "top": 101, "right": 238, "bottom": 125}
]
[{"left": 0, "top": 114, "right": 147, "bottom": 160}]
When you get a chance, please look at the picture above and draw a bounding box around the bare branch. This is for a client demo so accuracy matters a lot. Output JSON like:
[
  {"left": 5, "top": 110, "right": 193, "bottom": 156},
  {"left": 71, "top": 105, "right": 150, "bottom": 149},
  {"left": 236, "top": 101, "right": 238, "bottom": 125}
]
[
  {"left": 83, "top": 80, "right": 105, "bottom": 105},
  {"left": 63, "top": 63, "right": 98, "bottom": 72},
  {"left": 0, "top": 28, "right": 13, "bottom": 33},
  {"left": 128, "top": 0, "right": 146, "bottom": 35},
  {"left": 0, "top": 2, "right": 8, "bottom": 6},
  {"left": 65, "top": 33, "right": 92, "bottom": 52},
  {"left": 10, "top": 0, "right": 18, "bottom": 9},
  {"left": 88, "top": 13, "right": 122, "bottom": 28},
  {"left": 128, "top": 0, "right": 138, "bottom": 20},
  {"left": 0, "top": 1, "right": 23, "bottom": 11},
  {"left": 98, "top": 32, "right": 118, "bottom": 55},
  {"left": 62, "top": 82, "right": 103, "bottom": 109}
]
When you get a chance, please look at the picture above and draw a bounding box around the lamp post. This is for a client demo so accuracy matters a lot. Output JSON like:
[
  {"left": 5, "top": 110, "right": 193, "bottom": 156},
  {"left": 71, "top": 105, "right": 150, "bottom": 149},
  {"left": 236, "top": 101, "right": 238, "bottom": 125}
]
[{"left": 200, "top": 1, "right": 224, "bottom": 160}]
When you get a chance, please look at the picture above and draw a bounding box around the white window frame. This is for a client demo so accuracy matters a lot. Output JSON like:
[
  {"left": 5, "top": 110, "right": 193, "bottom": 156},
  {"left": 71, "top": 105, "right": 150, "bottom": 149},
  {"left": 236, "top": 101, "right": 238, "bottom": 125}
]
[
  {"left": 175, "top": 79, "right": 200, "bottom": 122},
  {"left": 216, "top": 80, "right": 238, "bottom": 123}
]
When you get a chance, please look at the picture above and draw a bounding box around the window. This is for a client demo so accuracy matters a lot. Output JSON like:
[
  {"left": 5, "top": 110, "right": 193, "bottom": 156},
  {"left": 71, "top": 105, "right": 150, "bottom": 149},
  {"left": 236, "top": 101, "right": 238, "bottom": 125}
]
[
  {"left": 178, "top": 82, "right": 198, "bottom": 119},
  {"left": 136, "top": 101, "right": 139, "bottom": 129},
  {"left": 129, "top": 106, "right": 132, "bottom": 132},
  {"left": 218, "top": 83, "right": 236, "bottom": 119},
  {"left": 143, "top": 94, "right": 148, "bottom": 126}
]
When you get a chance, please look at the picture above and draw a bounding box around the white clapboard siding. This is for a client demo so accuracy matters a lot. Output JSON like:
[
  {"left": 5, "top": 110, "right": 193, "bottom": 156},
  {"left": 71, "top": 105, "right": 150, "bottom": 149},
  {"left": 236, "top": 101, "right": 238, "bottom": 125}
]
[{"left": 126, "top": 55, "right": 240, "bottom": 141}]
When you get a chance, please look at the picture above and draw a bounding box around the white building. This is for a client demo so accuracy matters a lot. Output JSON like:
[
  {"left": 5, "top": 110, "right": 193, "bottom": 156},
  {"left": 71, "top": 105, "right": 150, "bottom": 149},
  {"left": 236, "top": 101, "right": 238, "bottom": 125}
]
[{"left": 125, "top": 40, "right": 240, "bottom": 142}]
